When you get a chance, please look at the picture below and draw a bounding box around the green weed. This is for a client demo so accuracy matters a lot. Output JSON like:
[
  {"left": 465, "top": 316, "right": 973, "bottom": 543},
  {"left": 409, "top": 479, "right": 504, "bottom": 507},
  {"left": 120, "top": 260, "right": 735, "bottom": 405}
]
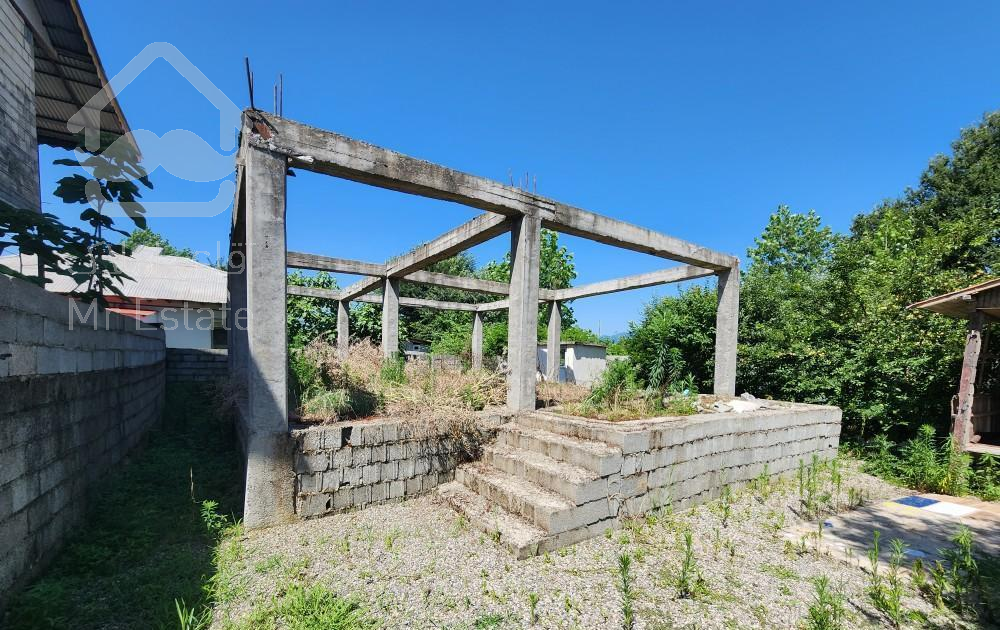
[{"left": 804, "top": 576, "right": 845, "bottom": 630}]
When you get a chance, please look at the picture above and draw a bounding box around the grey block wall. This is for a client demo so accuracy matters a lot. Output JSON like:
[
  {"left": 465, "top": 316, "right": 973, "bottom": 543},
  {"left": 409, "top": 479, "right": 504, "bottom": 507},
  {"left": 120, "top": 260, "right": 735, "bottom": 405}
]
[
  {"left": 523, "top": 403, "right": 842, "bottom": 518},
  {"left": 0, "top": 0, "right": 41, "bottom": 211},
  {"left": 166, "top": 348, "right": 228, "bottom": 382},
  {"left": 292, "top": 411, "right": 510, "bottom": 518},
  {"left": 0, "top": 276, "right": 166, "bottom": 606}
]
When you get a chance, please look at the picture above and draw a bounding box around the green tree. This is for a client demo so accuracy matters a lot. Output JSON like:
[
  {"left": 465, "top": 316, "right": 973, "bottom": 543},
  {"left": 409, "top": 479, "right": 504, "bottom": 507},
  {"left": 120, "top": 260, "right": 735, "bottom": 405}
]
[
  {"left": 287, "top": 271, "right": 340, "bottom": 348},
  {"left": 46, "top": 133, "right": 152, "bottom": 302},
  {"left": 737, "top": 206, "right": 844, "bottom": 408},
  {"left": 623, "top": 284, "right": 718, "bottom": 392},
  {"left": 120, "top": 228, "right": 195, "bottom": 259}
]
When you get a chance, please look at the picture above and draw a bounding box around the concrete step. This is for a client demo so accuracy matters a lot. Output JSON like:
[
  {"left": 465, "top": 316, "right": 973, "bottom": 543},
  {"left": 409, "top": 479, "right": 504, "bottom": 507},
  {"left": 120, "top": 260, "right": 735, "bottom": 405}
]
[
  {"left": 483, "top": 444, "right": 611, "bottom": 505},
  {"left": 456, "top": 462, "right": 613, "bottom": 534},
  {"left": 497, "top": 424, "right": 622, "bottom": 476},
  {"left": 436, "top": 481, "right": 546, "bottom": 559}
]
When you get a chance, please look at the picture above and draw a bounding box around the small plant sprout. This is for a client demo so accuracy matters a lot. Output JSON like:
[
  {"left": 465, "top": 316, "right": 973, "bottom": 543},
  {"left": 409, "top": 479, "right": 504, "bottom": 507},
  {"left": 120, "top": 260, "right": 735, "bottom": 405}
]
[
  {"left": 528, "top": 592, "right": 540, "bottom": 625},
  {"left": 677, "top": 530, "right": 703, "bottom": 599},
  {"left": 805, "top": 576, "right": 845, "bottom": 630},
  {"left": 616, "top": 552, "right": 635, "bottom": 630},
  {"left": 719, "top": 484, "right": 733, "bottom": 528}
]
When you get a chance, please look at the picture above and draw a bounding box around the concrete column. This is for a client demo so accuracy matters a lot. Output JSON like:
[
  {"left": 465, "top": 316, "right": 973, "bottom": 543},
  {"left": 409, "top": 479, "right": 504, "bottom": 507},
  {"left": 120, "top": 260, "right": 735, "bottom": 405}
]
[
  {"left": 242, "top": 144, "right": 293, "bottom": 529},
  {"left": 713, "top": 262, "right": 740, "bottom": 397},
  {"left": 506, "top": 214, "right": 542, "bottom": 411},
  {"left": 337, "top": 300, "right": 350, "bottom": 360},
  {"left": 472, "top": 311, "right": 484, "bottom": 370},
  {"left": 381, "top": 278, "right": 401, "bottom": 358},
  {"left": 546, "top": 301, "right": 561, "bottom": 382}
]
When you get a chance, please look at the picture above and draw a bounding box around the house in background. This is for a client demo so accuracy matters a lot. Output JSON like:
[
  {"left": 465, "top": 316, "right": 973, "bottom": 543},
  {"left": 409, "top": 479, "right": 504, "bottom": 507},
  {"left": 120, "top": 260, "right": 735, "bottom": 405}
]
[
  {"left": 537, "top": 341, "right": 608, "bottom": 386},
  {"left": 0, "top": 246, "right": 228, "bottom": 349},
  {"left": 1, "top": 0, "right": 133, "bottom": 212}
]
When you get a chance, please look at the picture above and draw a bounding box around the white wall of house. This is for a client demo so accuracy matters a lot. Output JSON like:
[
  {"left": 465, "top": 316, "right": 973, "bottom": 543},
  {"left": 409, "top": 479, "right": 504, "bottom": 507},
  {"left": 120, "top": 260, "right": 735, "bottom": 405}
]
[
  {"left": 567, "top": 344, "right": 608, "bottom": 386},
  {"left": 134, "top": 306, "right": 223, "bottom": 349},
  {"left": 537, "top": 343, "right": 608, "bottom": 386}
]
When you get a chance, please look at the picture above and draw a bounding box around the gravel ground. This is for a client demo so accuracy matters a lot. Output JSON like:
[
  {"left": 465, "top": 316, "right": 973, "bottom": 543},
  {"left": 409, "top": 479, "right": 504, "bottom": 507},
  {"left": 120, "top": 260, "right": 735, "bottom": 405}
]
[{"left": 211, "top": 459, "right": 977, "bottom": 629}]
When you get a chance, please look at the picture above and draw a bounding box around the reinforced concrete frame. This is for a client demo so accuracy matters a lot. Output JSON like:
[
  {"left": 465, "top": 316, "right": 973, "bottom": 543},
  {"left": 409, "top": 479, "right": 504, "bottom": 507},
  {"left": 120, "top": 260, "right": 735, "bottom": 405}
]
[{"left": 228, "top": 110, "right": 739, "bottom": 527}]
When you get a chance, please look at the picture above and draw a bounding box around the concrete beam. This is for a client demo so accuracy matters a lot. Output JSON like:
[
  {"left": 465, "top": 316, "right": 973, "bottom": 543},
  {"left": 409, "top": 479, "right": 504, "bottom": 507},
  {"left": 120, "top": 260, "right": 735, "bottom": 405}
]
[
  {"left": 384, "top": 213, "right": 511, "bottom": 277},
  {"left": 287, "top": 251, "right": 384, "bottom": 276},
  {"left": 551, "top": 265, "right": 716, "bottom": 301},
  {"left": 507, "top": 214, "right": 542, "bottom": 412},
  {"left": 354, "top": 293, "right": 481, "bottom": 312},
  {"left": 546, "top": 301, "right": 561, "bottom": 382},
  {"left": 403, "top": 269, "right": 511, "bottom": 295},
  {"left": 286, "top": 285, "right": 483, "bottom": 312},
  {"left": 247, "top": 112, "right": 735, "bottom": 270},
  {"left": 713, "top": 263, "right": 740, "bottom": 396},
  {"left": 248, "top": 111, "right": 556, "bottom": 219},
  {"left": 472, "top": 311, "right": 484, "bottom": 370},
  {"left": 381, "top": 278, "right": 400, "bottom": 357},
  {"left": 242, "top": 143, "right": 294, "bottom": 529},
  {"left": 337, "top": 300, "right": 349, "bottom": 360},
  {"left": 477, "top": 299, "right": 510, "bottom": 312},
  {"left": 287, "top": 285, "right": 340, "bottom": 300},
  {"left": 542, "top": 206, "right": 736, "bottom": 270},
  {"left": 339, "top": 276, "right": 383, "bottom": 302}
]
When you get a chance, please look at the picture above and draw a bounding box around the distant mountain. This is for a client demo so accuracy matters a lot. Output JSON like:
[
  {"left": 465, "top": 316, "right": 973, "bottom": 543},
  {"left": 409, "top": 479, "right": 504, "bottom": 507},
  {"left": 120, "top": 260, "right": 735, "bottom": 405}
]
[{"left": 600, "top": 331, "right": 628, "bottom": 342}]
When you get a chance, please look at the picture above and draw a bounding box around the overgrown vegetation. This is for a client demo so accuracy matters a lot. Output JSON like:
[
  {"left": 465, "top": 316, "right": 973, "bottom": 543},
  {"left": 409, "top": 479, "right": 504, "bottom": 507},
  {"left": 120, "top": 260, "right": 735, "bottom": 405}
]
[
  {"left": 291, "top": 338, "right": 506, "bottom": 428},
  {"left": 860, "top": 424, "right": 1000, "bottom": 500},
  {"left": 1, "top": 384, "right": 241, "bottom": 630},
  {"left": 559, "top": 358, "right": 701, "bottom": 421}
]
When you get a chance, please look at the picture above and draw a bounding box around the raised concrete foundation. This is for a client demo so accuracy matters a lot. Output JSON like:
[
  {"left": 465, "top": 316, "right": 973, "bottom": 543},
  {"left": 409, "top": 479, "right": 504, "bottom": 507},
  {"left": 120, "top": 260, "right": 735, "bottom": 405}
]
[{"left": 439, "top": 401, "right": 841, "bottom": 557}]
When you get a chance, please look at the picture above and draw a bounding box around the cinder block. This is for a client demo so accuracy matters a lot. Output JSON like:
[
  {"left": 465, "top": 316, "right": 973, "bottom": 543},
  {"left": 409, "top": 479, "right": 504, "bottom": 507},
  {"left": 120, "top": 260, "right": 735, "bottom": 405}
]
[
  {"left": 352, "top": 485, "right": 371, "bottom": 506},
  {"left": 370, "top": 482, "right": 388, "bottom": 503},
  {"left": 388, "top": 480, "right": 405, "bottom": 499},
  {"left": 361, "top": 464, "right": 380, "bottom": 485}
]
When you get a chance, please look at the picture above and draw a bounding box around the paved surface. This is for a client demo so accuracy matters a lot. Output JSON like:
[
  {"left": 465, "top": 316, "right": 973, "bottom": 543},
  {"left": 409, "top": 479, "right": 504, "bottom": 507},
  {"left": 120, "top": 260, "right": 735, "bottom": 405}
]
[{"left": 789, "top": 493, "right": 1000, "bottom": 564}]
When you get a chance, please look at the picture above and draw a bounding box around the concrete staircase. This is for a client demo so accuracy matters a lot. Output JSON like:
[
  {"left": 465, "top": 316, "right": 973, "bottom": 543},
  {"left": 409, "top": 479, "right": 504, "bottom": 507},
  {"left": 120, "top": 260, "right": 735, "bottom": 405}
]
[{"left": 437, "top": 415, "right": 625, "bottom": 558}]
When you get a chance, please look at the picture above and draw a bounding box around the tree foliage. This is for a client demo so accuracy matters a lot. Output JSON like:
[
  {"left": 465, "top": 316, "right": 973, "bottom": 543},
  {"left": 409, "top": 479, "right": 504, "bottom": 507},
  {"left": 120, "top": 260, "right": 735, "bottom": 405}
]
[
  {"left": 621, "top": 111, "right": 1000, "bottom": 440},
  {"left": 287, "top": 271, "right": 339, "bottom": 348},
  {"left": 120, "top": 228, "right": 195, "bottom": 259}
]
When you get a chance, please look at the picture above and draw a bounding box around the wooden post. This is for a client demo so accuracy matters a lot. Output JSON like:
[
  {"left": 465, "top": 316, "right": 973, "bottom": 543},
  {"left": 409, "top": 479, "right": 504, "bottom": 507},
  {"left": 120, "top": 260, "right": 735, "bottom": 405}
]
[{"left": 954, "top": 311, "right": 984, "bottom": 450}]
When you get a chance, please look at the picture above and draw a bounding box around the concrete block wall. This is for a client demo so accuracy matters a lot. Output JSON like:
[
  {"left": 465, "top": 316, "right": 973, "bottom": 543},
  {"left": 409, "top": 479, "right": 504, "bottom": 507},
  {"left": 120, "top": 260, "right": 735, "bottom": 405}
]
[
  {"left": 0, "top": 276, "right": 166, "bottom": 605},
  {"left": 524, "top": 403, "right": 842, "bottom": 518},
  {"left": 0, "top": 0, "right": 40, "bottom": 211},
  {"left": 291, "top": 411, "right": 510, "bottom": 518},
  {"left": 166, "top": 348, "right": 228, "bottom": 383}
]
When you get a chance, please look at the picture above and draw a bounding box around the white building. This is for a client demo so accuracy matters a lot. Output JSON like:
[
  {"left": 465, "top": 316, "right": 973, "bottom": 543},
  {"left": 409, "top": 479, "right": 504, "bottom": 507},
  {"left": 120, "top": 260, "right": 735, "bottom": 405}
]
[
  {"left": 0, "top": 246, "right": 228, "bottom": 349},
  {"left": 537, "top": 341, "right": 608, "bottom": 386}
]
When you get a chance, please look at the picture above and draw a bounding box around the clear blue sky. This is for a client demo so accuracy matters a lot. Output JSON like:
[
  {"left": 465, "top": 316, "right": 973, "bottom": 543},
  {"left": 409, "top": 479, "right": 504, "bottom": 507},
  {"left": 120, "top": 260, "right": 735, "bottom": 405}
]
[{"left": 41, "top": 1, "right": 1000, "bottom": 334}]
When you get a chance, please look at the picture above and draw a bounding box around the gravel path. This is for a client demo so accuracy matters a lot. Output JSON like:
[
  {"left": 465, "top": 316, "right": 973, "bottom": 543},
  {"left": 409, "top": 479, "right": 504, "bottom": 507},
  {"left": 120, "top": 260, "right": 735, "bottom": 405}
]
[{"left": 212, "top": 459, "right": 976, "bottom": 629}]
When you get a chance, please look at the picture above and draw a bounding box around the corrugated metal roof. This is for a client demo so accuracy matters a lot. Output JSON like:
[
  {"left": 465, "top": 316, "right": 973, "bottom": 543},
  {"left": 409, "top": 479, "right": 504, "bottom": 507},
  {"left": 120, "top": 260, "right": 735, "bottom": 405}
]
[
  {"left": 14, "top": 0, "right": 134, "bottom": 152},
  {"left": 0, "top": 246, "right": 227, "bottom": 305}
]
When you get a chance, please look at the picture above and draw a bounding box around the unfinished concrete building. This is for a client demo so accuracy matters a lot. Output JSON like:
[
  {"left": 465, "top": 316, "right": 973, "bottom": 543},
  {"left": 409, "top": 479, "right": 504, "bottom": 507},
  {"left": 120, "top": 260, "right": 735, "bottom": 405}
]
[{"left": 228, "top": 111, "right": 841, "bottom": 553}]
